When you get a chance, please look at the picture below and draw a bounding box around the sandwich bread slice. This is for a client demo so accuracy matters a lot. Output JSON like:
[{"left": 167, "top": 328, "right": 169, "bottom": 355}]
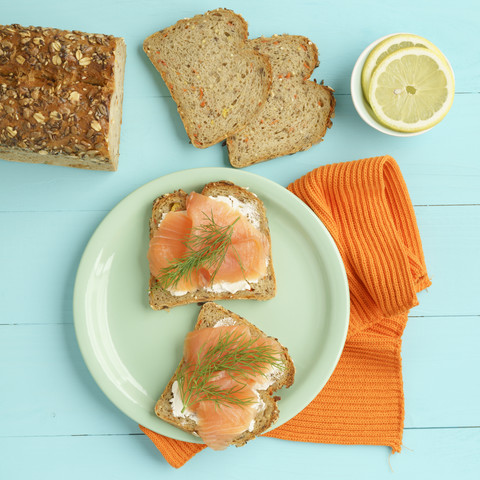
[{"left": 155, "top": 302, "right": 295, "bottom": 450}]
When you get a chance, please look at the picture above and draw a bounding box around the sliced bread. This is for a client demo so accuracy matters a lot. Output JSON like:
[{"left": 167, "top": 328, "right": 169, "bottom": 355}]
[
  {"left": 148, "top": 181, "right": 276, "bottom": 310},
  {"left": 155, "top": 302, "right": 295, "bottom": 448},
  {"left": 143, "top": 9, "right": 272, "bottom": 148},
  {"left": 227, "top": 35, "right": 335, "bottom": 167}
]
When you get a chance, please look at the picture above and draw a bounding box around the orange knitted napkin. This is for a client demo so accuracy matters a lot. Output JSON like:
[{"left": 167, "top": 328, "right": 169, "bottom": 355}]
[{"left": 140, "top": 155, "right": 431, "bottom": 468}]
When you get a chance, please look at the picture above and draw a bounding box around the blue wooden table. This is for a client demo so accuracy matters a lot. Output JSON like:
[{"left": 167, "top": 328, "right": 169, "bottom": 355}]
[{"left": 1, "top": 0, "right": 479, "bottom": 478}]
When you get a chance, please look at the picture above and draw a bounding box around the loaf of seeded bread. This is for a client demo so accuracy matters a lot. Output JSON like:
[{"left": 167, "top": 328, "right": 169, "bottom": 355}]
[
  {"left": 143, "top": 9, "right": 272, "bottom": 148},
  {"left": 148, "top": 180, "right": 276, "bottom": 309},
  {"left": 0, "top": 24, "right": 126, "bottom": 170},
  {"left": 155, "top": 302, "right": 295, "bottom": 447},
  {"left": 227, "top": 35, "right": 335, "bottom": 168}
]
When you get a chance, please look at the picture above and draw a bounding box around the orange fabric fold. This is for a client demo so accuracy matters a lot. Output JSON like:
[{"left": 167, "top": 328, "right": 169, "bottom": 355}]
[{"left": 140, "top": 155, "right": 431, "bottom": 468}]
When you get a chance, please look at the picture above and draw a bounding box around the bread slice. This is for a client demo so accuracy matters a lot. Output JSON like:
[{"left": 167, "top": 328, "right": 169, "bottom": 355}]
[
  {"left": 155, "top": 302, "right": 295, "bottom": 447},
  {"left": 143, "top": 9, "right": 272, "bottom": 148},
  {"left": 227, "top": 35, "right": 335, "bottom": 168},
  {"left": 148, "top": 181, "right": 276, "bottom": 309}
]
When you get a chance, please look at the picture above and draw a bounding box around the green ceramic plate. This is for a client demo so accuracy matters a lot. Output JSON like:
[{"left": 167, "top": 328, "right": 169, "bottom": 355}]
[{"left": 73, "top": 168, "right": 349, "bottom": 442}]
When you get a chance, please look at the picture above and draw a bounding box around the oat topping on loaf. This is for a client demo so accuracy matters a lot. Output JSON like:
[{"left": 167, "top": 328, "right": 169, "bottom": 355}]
[
  {"left": 0, "top": 24, "right": 126, "bottom": 170},
  {"left": 0, "top": 24, "right": 118, "bottom": 82},
  {"left": 0, "top": 77, "right": 111, "bottom": 159}
]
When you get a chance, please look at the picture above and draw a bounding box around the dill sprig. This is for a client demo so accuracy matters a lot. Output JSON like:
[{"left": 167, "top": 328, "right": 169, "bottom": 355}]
[
  {"left": 177, "top": 329, "right": 285, "bottom": 412},
  {"left": 155, "top": 211, "right": 244, "bottom": 290}
]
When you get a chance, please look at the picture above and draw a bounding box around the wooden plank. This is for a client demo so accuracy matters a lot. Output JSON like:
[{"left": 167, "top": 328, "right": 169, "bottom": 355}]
[
  {"left": 0, "top": 211, "right": 107, "bottom": 325},
  {"left": 0, "top": 427, "right": 478, "bottom": 479},
  {"left": 1, "top": 315, "right": 478, "bottom": 436},
  {"left": 402, "top": 316, "right": 480, "bottom": 427},
  {"left": 413, "top": 205, "right": 480, "bottom": 317}
]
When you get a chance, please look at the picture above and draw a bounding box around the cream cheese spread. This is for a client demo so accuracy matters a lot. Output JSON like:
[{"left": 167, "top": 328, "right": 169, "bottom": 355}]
[
  {"left": 213, "top": 316, "right": 237, "bottom": 327},
  {"left": 211, "top": 195, "right": 261, "bottom": 229},
  {"left": 168, "top": 277, "right": 254, "bottom": 296},
  {"left": 170, "top": 380, "right": 198, "bottom": 421},
  {"left": 168, "top": 288, "right": 189, "bottom": 297},
  {"left": 205, "top": 279, "right": 252, "bottom": 294}
]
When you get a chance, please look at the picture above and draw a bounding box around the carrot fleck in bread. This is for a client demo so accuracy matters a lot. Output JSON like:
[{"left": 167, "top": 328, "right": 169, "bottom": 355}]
[
  {"left": 143, "top": 9, "right": 272, "bottom": 148},
  {"left": 227, "top": 35, "right": 335, "bottom": 167},
  {"left": 155, "top": 302, "right": 295, "bottom": 449}
]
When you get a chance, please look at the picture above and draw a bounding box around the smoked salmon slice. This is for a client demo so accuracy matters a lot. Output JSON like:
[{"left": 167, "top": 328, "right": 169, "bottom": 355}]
[
  {"left": 147, "top": 192, "right": 269, "bottom": 292},
  {"left": 193, "top": 372, "right": 259, "bottom": 450},
  {"left": 179, "top": 325, "right": 281, "bottom": 450},
  {"left": 147, "top": 210, "right": 196, "bottom": 292},
  {"left": 186, "top": 192, "right": 269, "bottom": 286}
]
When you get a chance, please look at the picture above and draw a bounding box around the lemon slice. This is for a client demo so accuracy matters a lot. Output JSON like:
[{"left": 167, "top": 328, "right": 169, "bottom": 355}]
[
  {"left": 361, "top": 33, "right": 446, "bottom": 102},
  {"left": 368, "top": 47, "right": 454, "bottom": 133}
]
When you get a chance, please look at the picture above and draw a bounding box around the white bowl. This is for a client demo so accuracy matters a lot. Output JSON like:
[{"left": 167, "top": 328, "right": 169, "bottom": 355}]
[{"left": 350, "top": 33, "right": 432, "bottom": 137}]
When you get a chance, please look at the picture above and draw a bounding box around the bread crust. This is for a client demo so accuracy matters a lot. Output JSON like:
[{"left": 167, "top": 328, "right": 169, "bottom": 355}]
[
  {"left": 143, "top": 9, "right": 272, "bottom": 148},
  {"left": 148, "top": 181, "right": 276, "bottom": 310},
  {"left": 154, "top": 302, "right": 295, "bottom": 447}
]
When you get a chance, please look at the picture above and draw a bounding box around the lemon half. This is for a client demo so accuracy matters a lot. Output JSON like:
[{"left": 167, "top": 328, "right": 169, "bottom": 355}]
[
  {"left": 368, "top": 47, "right": 454, "bottom": 133},
  {"left": 361, "top": 33, "right": 446, "bottom": 102}
]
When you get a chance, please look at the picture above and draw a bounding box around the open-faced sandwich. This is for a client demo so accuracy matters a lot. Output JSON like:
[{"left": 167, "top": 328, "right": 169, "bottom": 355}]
[
  {"left": 147, "top": 181, "right": 276, "bottom": 309},
  {"left": 155, "top": 302, "right": 295, "bottom": 450}
]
